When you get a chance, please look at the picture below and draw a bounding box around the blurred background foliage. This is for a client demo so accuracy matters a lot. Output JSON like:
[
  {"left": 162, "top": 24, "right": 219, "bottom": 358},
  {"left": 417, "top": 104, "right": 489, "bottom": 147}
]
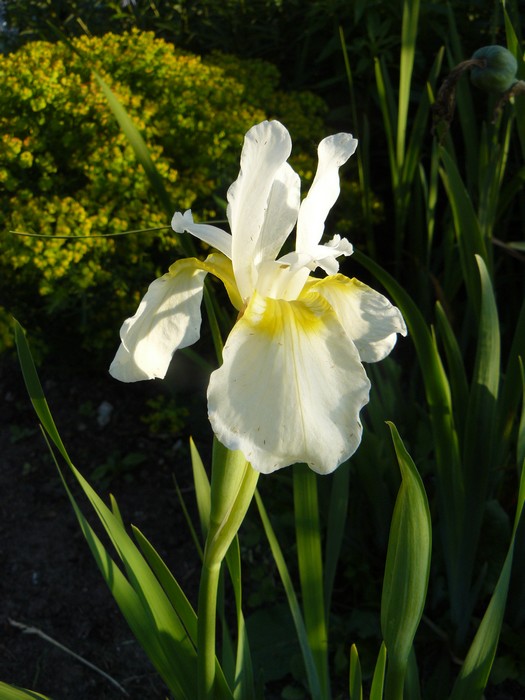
[
  {"left": 0, "top": 0, "right": 521, "bottom": 362},
  {"left": 0, "top": 29, "right": 331, "bottom": 359}
]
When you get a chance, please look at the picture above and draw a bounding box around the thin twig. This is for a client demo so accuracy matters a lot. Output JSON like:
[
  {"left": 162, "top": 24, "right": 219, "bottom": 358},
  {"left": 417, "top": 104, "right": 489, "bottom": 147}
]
[
  {"left": 9, "top": 225, "right": 171, "bottom": 239},
  {"left": 8, "top": 618, "right": 130, "bottom": 697}
]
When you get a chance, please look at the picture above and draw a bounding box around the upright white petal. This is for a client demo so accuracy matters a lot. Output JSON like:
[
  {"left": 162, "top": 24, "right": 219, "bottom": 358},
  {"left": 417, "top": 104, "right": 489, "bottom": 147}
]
[
  {"left": 310, "top": 275, "right": 407, "bottom": 363},
  {"left": 109, "top": 259, "right": 207, "bottom": 382},
  {"left": 296, "top": 133, "right": 357, "bottom": 254},
  {"left": 172, "top": 209, "right": 232, "bottom": 258},
  {"left": 227, "top": 120, "right": 293, "bottom": 300},
  {"left": 208, "top": 291, "right": 371, "bottom": 474},
  {"left": 254, "top": 162, "right": 301, "bottom": 270}
]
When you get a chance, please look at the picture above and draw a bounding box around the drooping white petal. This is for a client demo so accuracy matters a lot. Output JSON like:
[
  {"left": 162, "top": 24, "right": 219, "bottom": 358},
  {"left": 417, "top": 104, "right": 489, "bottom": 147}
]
[
  {"left": 296, "top": 133, "right": 357, "bottom": 253},
  {"left": 208, "top": 290, "right": 371, "bottom": 474},
  {"left": 227, "top": 120, "right": 293, "bottom": 300},
  {"left": 109, "top": 259, "right": 207, "bottom": 382},
  {"left": 310, "top": 275, "right": 407, "bottom": 362},
  {"left": 172, "top": 209, "right": 232, "bottom": 258}
]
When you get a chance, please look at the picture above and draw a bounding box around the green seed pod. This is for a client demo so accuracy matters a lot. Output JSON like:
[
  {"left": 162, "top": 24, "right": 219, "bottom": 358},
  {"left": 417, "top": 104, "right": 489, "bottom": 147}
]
[{"left": 470, "top": 45, "right": 518, "bottom": 93}]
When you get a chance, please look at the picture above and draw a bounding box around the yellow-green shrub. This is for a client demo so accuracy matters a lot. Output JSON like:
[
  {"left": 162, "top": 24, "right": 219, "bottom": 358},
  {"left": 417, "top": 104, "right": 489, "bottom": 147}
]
[{"left": 0, "top": 30, "right": 327, "bottom": 359}]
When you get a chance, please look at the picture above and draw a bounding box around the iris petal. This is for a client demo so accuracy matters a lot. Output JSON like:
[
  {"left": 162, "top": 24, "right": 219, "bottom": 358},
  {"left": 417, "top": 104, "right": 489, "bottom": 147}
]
[
  {"left": 310, "top": 275, "right": 407, "bottom": 362},
  {"left": 296, "top": 133, "right": 357, "bottom": 254},
  {"left": 227, "top": 121, "right": 293, "bottom": 299},
  {"left": 109, "top": 258, "right": 207, "bottom": 382},
  {"left": 172, "top": 209, "right": 232, "bottom": 258},
  {"left": 208, "top": 290, "right": 371, "bottom": 474},
  {"left": 254, "top": 162, "right": 301, "bottom": 270}
]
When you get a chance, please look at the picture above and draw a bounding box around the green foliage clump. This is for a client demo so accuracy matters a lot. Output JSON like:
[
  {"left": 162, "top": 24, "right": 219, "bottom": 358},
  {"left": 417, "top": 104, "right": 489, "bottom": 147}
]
[{"left": 0, "top": 30, "right": 327, "bottom": 358}]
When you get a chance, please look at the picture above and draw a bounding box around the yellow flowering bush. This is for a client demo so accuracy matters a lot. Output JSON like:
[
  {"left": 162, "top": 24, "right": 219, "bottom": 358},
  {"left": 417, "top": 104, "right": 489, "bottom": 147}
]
[{"left": 0, "top": 30, "right": 328, "bottom": 356}]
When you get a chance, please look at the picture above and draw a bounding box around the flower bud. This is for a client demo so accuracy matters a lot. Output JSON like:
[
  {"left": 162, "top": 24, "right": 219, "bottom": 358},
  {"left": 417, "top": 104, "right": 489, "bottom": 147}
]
[{"left": 470, "top": 45, "right": 518, "bottom": 93}]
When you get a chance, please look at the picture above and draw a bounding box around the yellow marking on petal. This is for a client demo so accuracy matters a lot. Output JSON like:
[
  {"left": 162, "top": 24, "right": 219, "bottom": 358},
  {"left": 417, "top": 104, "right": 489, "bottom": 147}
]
[
  {"left": 245, "top": 290, "right": 332, "bottom": 339},
  {"left": 169, "top": 252, "right": 243, "bottom": 310}
]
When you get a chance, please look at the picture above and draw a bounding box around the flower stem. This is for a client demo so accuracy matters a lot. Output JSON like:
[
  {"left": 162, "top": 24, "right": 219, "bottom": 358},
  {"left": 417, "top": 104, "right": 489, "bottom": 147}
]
[
  {"left": 196, "top": 441, "right": 259, "bottom": 699},
  {"left": 197, "top": 558, "right": 222, "bottom": 700},
  {"left": 293, "top": 464, "right": 331, "bottom": 699}
]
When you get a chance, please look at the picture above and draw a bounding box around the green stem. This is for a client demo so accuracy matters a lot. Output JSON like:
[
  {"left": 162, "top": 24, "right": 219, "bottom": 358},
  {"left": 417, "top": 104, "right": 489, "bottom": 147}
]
[
  {"left": 197, "top": 558, "right": 222, "bottom": 700},
  {"left": 196, "top": 441, "right": 259, "bottom": 699},
  {"left": 384, "top": 659, "right": 405, "bottom": 700},
  {"left": 293, "top": 465, "right": 330, "bottom": 699}
]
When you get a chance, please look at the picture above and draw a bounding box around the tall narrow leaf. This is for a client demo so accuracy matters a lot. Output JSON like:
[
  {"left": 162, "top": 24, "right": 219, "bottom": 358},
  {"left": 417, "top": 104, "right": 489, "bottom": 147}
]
[
  {"left": 349, "top": 645, "right": 363, "bottom": 700},
  {"left": 454, "top": 255, "right": 501, "bottom": 643},
  {"left": 381, "top": 424, "right": 431, "bottom": 699},
  {"left": 255, "top": 490, "right": 323, "bottom": 700},
  {"left": 449, "top": 447, "right": 525, "bottom": 699}
]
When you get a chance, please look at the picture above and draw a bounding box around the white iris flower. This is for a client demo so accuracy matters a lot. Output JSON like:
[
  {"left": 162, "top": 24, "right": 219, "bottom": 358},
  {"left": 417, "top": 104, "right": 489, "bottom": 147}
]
[{"left": 110, "top": 120, "right": 406, "bottom": 474}]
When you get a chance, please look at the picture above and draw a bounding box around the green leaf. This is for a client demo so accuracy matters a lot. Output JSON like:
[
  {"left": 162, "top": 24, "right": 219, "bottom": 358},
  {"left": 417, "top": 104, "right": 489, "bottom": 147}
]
[
  {"left": 434, "top": 302, "right": 469, "bottom": 438},
  {"left": 497, "top": 300, "right": 525, "bottom": 463},
  {"left": 351, "top": 251, "right": 463, "bottom": 603},
  {"left": 449, "top": 451, "right": 525, "bottom": 699},
  {"left": 255, "top": 490, "right": 323, "bottom": 700},
  {"left": 439, "top": 148, "right": 489, "bottom": 315},
  {"left": 14, "top": 319, "right": 72, "bottom": 464},
  {"left": 518, "top": 359, "right": 525, "bottom": 471},
  {"left": 453, "top": 256, "right": 501, "bottom": 640},
  {"left": 224, "top": 538, "right": 255, "bottom": 699},
  {"left": 349, "top": 644, "right": 363, "bottom": 700},
  {"left": 132, "top": 526, "right": 198, "bottom": 644},
  {"left": 93, "top": 73, "right": 174, "bottom": 220},
  {"left": 370, "top": 644, "right": 387, "bottom": 700},
  {"left": 381, "top": 423, "right": 431, "bottom": 699},
  {"left": 397, "top": 0, "right": 421, "bottom": 164},
  {"left": 190, "top": 437, "right": 211, "bottom": 540},
  {"left": 14, "top": 321, "right": 234, "bottom": 700},
  {"left": 0, "top": 683, "right": 52, "bottom": 700}
]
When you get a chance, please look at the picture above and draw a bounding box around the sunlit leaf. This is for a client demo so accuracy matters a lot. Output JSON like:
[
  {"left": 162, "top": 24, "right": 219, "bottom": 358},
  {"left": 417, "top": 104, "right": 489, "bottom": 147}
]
[{"left": 381, "top": 423, "right": 431, "bottom": 699}]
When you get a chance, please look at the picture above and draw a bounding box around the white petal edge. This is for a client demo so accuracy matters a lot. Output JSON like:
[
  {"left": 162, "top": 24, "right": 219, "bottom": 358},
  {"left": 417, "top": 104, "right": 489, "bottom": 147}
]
[
  {"left": 208, "top": 290, "right": 371, "bottom": 474},
  {"left": 227, "top": 120, "right": 293, "bottom": 300},
  {"left": 172, "top": 209, "right": 232, "bottom": 259},
  {"left": 311, "top": 275, "right": 407, "bottom": 363},
  {"left": 296, "top": 133, "right": 357, "bottom": 253},
  {"left": 109, "top": 260, "right": 207, "bottom": 382}
]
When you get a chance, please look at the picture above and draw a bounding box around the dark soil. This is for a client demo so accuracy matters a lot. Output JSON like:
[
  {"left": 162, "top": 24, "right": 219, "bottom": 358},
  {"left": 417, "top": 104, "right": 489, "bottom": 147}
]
[{"left": 0, "top": 351, "right": 210, "bottom": 700}]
